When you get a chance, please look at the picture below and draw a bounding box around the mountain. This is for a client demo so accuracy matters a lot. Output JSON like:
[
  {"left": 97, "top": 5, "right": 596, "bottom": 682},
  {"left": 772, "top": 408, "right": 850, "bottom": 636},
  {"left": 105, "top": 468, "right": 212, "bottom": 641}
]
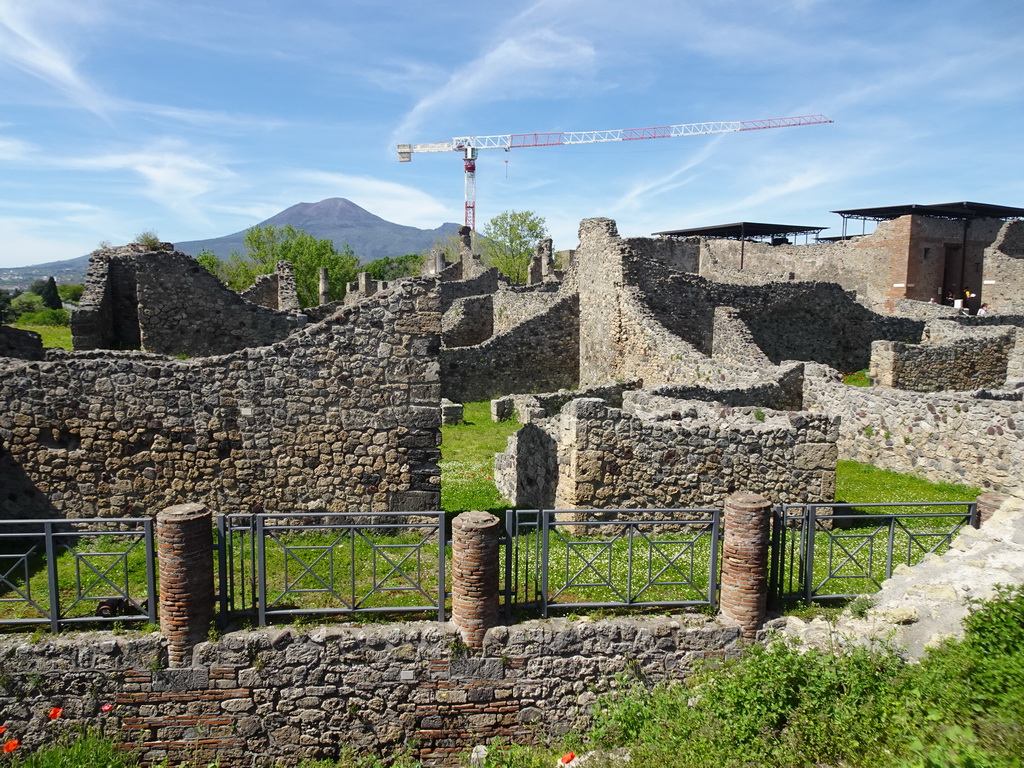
[
  {"left": 175, "top": 198, "right": 462, "bottom": 261},
  {"left": 0, "top": 199, "right": 461, "bottom": 288}
]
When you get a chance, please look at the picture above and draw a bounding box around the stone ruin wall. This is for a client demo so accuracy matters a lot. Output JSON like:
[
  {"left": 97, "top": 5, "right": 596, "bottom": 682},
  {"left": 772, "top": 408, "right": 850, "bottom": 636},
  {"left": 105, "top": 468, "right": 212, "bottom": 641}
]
[
  {"left": 0, "top": 325, "right": 44, "bottom": 361},
  {"left": 496, "top": 394, "right": 838, "bottom": 513},
  {"left": 491, "top": 282, "right": 563, "bottom": 335},
  {"left": 892, "top": 297, "right": 960, "bottom": 321},
  {"left": 871, "top": 321, "right": 1019, "bottom": 391},
  {"left": 440, "top": 295, "right": 580, "bottom": 403},
  {"left": 441, "top": 294, "right": 493, "bottom": 348},
  {"left": 73, "top": 247, "right": 306, "bottom": 357},
  {"left": 240, "top": 261, "right": 300, "bottom": 311},
  {"left": 0, "top": 615, "right": 740, "bottom": 768},
  {"left": 439, "top": 267, "right": 500, "bottom": 312},
  {"left": 0, "top": 280, "right": 442, "bottom": 520},
  {"left": 803, "top": 364, "right": 1024, "bottom": 493},
  {"left": 981, "top": 220, "right": 1024, "bottom": 313}
]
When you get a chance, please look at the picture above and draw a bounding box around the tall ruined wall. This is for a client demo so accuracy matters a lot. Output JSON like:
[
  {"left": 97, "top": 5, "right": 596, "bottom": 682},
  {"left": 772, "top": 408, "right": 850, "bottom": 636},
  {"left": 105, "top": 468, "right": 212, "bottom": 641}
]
[
  {"left": 439, "top": 267, "right": 500, "bottom": 312},
  {"left": 871, "top": 322, "right": 1016, "bottom": 391},
  {"left": 570, "top": 218, "right": 921, "bottom": 387},
  {"left": 0, "top": 615, "right": 738, "bottom": 767},
  {"left": 625, "top": 235, "right": 699, "bottom": 273},
  {"left": 73, "top": 247, "right": 306, "bottom": 357},
  {"left": 981, "top": 220, "right": 1024, "bottom": 313},
  {"left": 440, "top": 295, "right": 579, "bottom": 403},
  {"left": 496, "top": 396, "right": 837, "bottom": 511},
  {"left": 0, "top": 280, "right": 441, "bottom": 520},
  {"left": 803, "top": 365, "right": 1024, "bottom": 492}
]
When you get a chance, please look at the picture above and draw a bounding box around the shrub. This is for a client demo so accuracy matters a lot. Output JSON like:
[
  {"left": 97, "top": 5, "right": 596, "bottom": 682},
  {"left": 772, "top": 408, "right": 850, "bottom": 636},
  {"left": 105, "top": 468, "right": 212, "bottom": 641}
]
[{"left": 16, "top": 308, "right": 70, "bottom": 326}]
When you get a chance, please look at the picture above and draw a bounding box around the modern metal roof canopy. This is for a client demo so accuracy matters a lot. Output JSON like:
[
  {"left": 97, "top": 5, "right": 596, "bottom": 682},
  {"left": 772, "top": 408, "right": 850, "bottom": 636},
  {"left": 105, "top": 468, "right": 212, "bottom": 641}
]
[
  {"left": 653, "top": 222, "right": 826, "bottom": 240},
  {"left": 831, "top": 201, "right": 1024, "bottom": 222}
]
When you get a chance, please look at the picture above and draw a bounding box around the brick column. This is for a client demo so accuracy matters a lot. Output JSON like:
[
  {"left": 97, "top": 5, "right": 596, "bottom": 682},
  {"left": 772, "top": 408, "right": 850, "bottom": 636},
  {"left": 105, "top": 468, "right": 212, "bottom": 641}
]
[
  {"left": 451, "top": 511, "right": 501, "bottom": 649},
  {"left": 720, "top": 492, "right": 772, "bottom": 640},
  {"left": 976, "top": 491, "right": 1009, "bottom": 527},
  {"left": 157, "top": 503, "right": 215, "bottom": 668}
]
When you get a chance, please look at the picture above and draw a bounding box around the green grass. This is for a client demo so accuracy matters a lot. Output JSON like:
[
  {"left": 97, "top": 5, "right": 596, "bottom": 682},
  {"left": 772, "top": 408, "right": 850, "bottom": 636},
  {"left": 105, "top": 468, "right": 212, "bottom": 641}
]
[
  {"left": 843, "top": 368, "right": 872, "bottom": 386},
  {"left": 439, "top": 401, "right": 520, "bottom": 514},
  {"left": 9, "top": 323, "right": 72, "bottom": 350}
]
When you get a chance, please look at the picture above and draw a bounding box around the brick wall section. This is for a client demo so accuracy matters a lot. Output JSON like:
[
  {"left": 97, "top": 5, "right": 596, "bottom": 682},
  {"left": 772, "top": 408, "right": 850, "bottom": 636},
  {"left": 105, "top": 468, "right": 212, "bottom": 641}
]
[
  {"left": 157, "top": 503, "right": 215, "bottom": 668},
  {"left": 719, "top": 492, "right": 771, "bottom": 639},
  {"left": 976, "top": 491, "right": 1009, "bottom": 526},
  {"left": 451, "top": 511, "right": 501, "bottom": 649}
]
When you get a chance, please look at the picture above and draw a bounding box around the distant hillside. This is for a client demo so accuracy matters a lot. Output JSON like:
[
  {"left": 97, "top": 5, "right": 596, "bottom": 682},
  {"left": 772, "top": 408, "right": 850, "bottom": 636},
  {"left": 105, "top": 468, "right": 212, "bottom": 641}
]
[
  {"left": 0, "top": 199, "right": 461, "bottom": 288},
  {"left": 176, "top": 198, "right": 462, "bottom": 261}
]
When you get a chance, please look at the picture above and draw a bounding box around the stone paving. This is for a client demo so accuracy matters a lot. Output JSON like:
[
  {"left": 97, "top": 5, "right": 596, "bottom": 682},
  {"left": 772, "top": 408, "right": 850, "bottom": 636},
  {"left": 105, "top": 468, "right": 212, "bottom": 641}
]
[{"left": 769, "top": 490, "right": 1024, "bottom": 658}]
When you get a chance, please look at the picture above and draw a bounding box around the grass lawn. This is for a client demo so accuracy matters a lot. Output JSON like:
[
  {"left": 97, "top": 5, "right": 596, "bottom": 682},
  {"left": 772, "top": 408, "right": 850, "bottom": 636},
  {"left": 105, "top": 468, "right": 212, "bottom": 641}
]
[
  {"left": 10, "top": 323, "right": 72, "bottom": 350},
  {"left": 439, "top": 400, "right": 520, "bottom": 514}
]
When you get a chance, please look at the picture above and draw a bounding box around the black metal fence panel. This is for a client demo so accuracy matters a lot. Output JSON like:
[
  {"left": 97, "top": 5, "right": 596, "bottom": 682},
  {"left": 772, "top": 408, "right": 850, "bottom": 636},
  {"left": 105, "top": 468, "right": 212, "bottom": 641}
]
[
  {"left": 0, "top": 518, "right": 157, "bottom": 631},
  {"left": 504, "top": 509, "right": 721, "bottom": 618},
  {"left": 771, "top": 502, "right": 978, "bottom": 604}
]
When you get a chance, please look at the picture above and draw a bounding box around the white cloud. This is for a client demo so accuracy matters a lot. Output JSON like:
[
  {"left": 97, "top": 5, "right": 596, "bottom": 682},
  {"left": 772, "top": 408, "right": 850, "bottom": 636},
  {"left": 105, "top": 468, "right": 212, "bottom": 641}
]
[
  {"left": 394, "top": 27, "right": 597, "bottom": 141},
  {"left": 0, "top": 135, "right": 37, "bottom": 160}
]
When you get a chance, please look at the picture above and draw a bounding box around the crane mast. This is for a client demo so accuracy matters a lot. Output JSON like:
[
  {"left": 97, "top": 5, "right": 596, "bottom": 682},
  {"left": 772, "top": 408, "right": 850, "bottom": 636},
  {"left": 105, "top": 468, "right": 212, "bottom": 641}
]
[{"left": 397, "top": 114, "right": 833, "bottom": 231}]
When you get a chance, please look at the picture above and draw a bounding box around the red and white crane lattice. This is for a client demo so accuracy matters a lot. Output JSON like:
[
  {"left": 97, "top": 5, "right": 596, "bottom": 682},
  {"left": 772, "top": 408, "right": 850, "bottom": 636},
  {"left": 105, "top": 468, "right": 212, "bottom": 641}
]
[{"left": 397, "top": 114, "right": 833, "bottom": 231}]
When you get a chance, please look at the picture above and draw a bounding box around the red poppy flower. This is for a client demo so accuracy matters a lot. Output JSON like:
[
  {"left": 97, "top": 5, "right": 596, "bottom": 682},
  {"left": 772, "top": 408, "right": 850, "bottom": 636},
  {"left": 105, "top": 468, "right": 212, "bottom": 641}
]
[
  {"left": 2, "top": 740, "right": 19, "bottom": 753},
  {"left": 560, "top": 752, "right": 576, "bottom": 765},
  {"left": 100, "top": 703, "right": 114, "bottom": 713},
  {"left": 0, "top": 727, "right": 5, "bottom": 736},
  {"left": 48, "top": 707, "right": 62, "bottom": 720}
]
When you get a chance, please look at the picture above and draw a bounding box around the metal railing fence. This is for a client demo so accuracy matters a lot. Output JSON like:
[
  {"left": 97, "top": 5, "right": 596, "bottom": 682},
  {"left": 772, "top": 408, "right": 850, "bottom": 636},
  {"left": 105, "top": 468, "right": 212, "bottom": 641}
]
[
  {"left": 219, "top": 512, "right": 449, "bottom": 626},
  {"left": 0, "top": 518, "right": 156, "bottom": 631},
  {"left": 770, "top": 502, "right": 978, "bottom": 604},
  {"left": 504, "top": 508, "right": 721, "bottom": 618}
]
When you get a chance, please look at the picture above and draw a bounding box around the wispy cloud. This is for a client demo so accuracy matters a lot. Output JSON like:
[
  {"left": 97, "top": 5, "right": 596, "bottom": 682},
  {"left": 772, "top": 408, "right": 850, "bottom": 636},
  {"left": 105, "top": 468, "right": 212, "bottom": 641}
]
[
  {"left": 393, "top": 27, "right": 597, "bottom": 142},
  {"left": 0, "top": 135, "right": 37, "bottom": 160},
  {"left": 0, "top": 0, "right": 112, "bottom": 116},
  {"left": 610, "top": 135, "right": 727, "bottom": 212}
]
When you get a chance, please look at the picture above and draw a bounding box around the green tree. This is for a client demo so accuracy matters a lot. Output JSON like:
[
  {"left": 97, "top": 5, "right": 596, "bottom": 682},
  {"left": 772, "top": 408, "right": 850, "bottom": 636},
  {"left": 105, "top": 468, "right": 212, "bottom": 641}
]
[
  {"left": 56, "top": 284, "right": 85, "bottom": 303},
  {"left": 39, "top": 276, "right": 63, "bottom": 310},
  {"left": 365, "top": 253, "right": 425, "bottom": 282},
  {"left": 0, "top": 288, "right": 13, "bottom": 322},
  {"left": 198, "top": 225, "right": 359, "bottom": 308},
  {"left": 481, "top": 210, "right": 548, "bottom": 283},
  {"left": 10, "top": 291, "right": 45, "bottom": 319}
]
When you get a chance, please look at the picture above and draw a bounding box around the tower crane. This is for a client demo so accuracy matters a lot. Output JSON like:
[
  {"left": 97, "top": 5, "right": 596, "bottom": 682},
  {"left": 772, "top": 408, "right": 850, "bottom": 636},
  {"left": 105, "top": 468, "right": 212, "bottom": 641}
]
[{"left": 397, "top": 114, "right": 833, "bottom": 231}]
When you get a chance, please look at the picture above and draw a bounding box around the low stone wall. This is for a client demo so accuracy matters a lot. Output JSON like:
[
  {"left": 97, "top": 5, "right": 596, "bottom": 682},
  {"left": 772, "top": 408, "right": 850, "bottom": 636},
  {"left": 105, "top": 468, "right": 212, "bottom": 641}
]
[
  {"left": 0, "top": 616, "right": 740, "bottom": 767},
  {"left": 871, "top": 322, "right": 1016, "bottom": 391},
  {"left": 491, "top": 283, "right": 563, "bottom": 335},
  {"left": 441, "top": 295, "right": 579, "bottom": 403},
  {"left": 892, "top": 297, "right": 959, "bottom": 321},
  {"left": 803, "top": 364, "right": 1024, "bottom": 492},
  {"left": 496, "top": 395, "right": 837, "bottom": 511},
  {"left": 1, "top": 280, "right": 442, "bottom": 519},
  {"left": 491, "top": 381, "right": 642, "bottom": 423},
  {"left": 0, "top": 325, "right": 44, "bottom": 360}
]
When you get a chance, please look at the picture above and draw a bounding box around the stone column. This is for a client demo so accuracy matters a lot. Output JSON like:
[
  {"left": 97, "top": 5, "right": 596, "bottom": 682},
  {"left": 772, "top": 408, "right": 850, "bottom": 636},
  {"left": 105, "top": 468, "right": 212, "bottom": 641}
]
[
  {"left": 157, "top": 503, "right": 215, "bottom": 668},
  {"left": 976, "top": 491, "right": 1009, "bottom": 527},
  {"left": 720, "top": 492, "right": 771, "bottom": 640},
  {"left": 451, "top": 511, "right": 501, "bottom": 649},
  {"left": 318, "top": 267, "right": 330, "bottom": 305}
]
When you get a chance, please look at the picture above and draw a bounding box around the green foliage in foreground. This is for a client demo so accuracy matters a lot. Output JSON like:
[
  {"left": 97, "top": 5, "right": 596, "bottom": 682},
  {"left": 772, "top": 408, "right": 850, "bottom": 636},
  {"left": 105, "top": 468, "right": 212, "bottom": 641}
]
[
  {"left": 15, "top": 308, "right": 69, "bottom": 327},
  {"left": 571, "top": 584, "right": 1024, "bottom": 768}
]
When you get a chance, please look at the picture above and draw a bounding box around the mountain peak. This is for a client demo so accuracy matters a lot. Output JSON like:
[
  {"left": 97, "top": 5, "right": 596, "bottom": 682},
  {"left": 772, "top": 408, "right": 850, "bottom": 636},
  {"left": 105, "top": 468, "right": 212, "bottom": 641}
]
[{"left": 265, "top": 198, "right": 388, "bottom": 229}]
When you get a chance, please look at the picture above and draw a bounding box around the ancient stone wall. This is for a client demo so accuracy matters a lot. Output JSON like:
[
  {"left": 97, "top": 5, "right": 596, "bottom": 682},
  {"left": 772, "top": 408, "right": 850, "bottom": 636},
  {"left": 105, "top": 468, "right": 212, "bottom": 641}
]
[
  {"left": 0, "top": 280, "right": 442, "bottom": 520},
  {"left": 239, "top": 262, "right": 300, "bottom": 311},
  {"left": 0, "top": 615, "right": 738, "bottom": 768},
  {"left": 870, "top": 322, "right": 1017, "bottom": 391},
  {"left": 491, "top": 283, "right": 563, "bottom": 335},
  {"left": 981, "top": 220, "right": 1024, "bottom": 313},
  {"left": 496, "top": 395, "right": 837, "bottom": 511},
  {"left": 441, "top": 294, "right": 493, "bottom": 348},
  {"left": 440, "top": 295, "right": 579, "bottom": 403},
  {"left": 439, "top": 267, "right": 500, "bottom": 313},
  {"left": 803, "top": 364, "right": 1024, "bottom": 492},
  {"left": 624, "top": 235, "right": 699, "bottom": 273},
  {"left": 73, "top": 246, "right": 306, "bottom": 357},
  {"left": 892, "top": 298, "right": 960, "bottom": 321}
]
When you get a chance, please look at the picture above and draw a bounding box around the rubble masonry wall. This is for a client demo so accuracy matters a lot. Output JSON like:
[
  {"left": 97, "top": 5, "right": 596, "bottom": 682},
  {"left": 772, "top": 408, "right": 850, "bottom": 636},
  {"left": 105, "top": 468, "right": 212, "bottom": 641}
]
[{"left": 0, "top": 280, "right": 442, "bottom": 520}]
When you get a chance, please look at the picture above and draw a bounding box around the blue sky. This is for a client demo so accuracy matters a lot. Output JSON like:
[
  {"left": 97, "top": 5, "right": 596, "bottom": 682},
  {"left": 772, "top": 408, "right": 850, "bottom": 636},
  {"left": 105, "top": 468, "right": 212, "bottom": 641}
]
[{"left": 1, "top": 0, "right": 1023, "bottom": 268}]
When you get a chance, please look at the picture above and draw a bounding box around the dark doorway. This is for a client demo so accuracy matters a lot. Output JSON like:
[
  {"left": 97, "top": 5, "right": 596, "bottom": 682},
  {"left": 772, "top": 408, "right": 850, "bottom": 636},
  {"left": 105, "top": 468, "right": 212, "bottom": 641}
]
[{"left": 942, "top": 244, "right": 963, "bottom": 302}]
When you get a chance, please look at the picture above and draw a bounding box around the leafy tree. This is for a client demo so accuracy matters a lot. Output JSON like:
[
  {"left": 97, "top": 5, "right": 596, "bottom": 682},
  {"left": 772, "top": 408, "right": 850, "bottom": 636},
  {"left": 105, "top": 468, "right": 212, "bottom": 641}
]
[
  {"left": 56, "top": 284, "right": 85, "bottom": 303},
  {"left": 197, "top": 225, "right": 359, "bottom": 308},
  {"left": 365, "top": 253, "right": 425, "bottom": 282},
  {"left": 28, "top": 278, "right": 47, "bottom": 295},
  {"left": 10, "top": 292, "right": 44, "bottom": 318},
  {"left": 0, "top": 288, "right": 13, "bottom": 322},
  {"left": 39, "top": 276, "right": 63, "bottom": 310},
  {"left": 481, "top": 210, "right": 548, "bottom": 283}
]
